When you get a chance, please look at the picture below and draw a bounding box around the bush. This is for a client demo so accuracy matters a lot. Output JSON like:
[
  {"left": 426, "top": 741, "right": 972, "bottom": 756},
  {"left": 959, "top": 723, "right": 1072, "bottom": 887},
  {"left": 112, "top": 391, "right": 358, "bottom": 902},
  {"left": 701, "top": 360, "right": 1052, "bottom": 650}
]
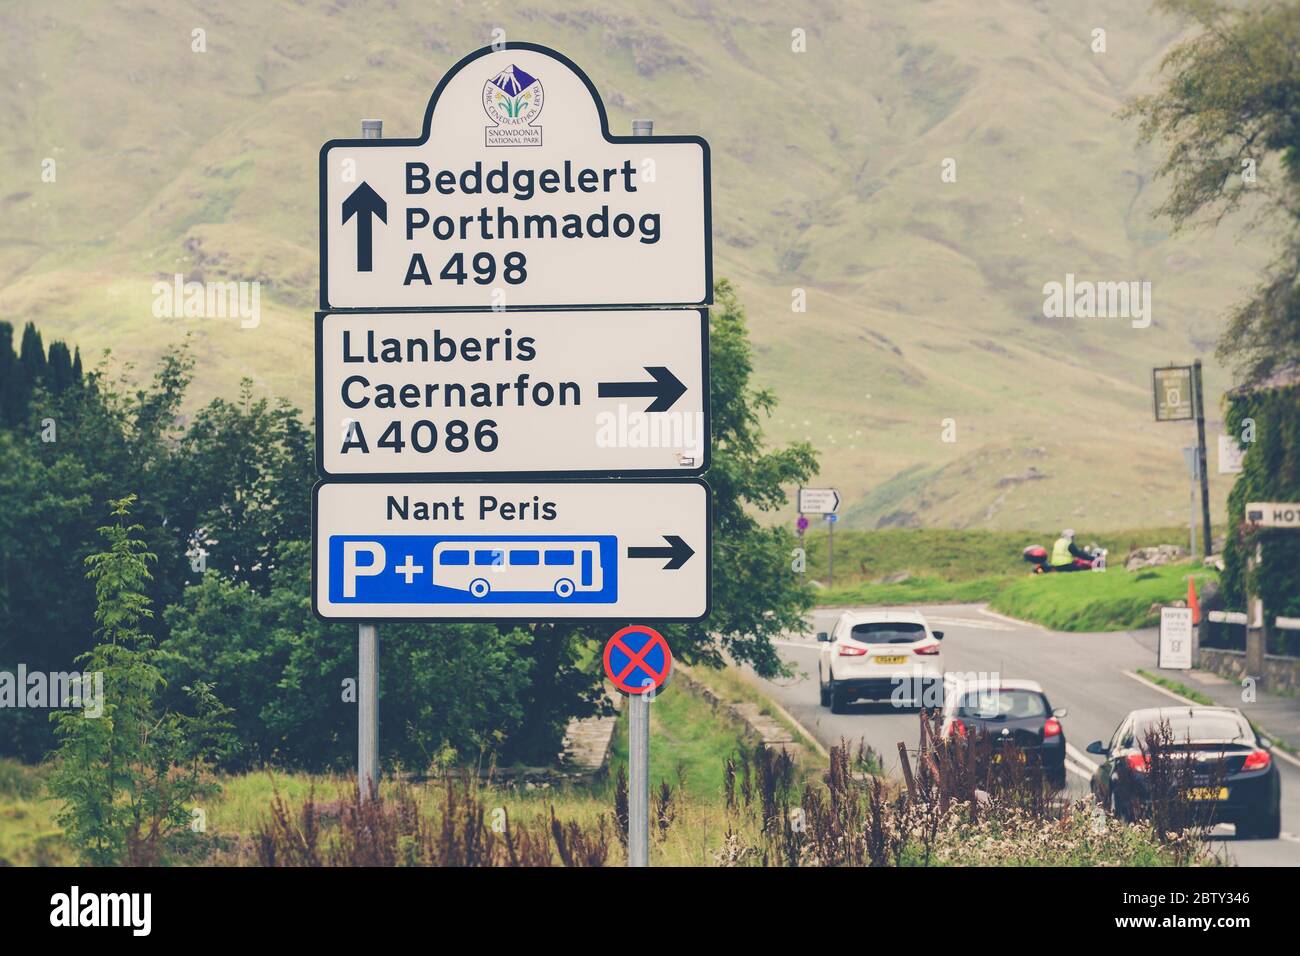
[{"left": 161, "top": 540, "right": 536, "bottom": 773}]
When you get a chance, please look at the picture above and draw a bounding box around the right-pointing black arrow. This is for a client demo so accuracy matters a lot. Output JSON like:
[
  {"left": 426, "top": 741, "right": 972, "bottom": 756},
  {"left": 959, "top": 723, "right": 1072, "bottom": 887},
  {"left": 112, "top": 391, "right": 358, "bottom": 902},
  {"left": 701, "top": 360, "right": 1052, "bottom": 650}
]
[
  {"left": 341, "top": 181, "right": 387, "bottom": 273},
  {"left": 627, "top": 535, "right": 695, "bottom": 570},
  {"left": 598, "top": 366, "right": 687, "bottom": 413}
]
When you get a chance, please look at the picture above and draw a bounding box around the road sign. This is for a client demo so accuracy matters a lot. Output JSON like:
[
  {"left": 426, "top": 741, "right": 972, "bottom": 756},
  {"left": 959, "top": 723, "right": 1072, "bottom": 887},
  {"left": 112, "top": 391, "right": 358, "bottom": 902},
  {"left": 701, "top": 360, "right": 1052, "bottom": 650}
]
[
  {"left": 313, "top": 479, "right": 710, "bottom": 621},
  {"left": 1158, "top": 606, "right": 1194, "bottom": 669},
  {"left": 1245, "top": 502, "right": 1300, "bottom": 529},
  {"left": 1152, "top": 366, "right": 1194, "bottom": 422},
  {"left": 796, "top": 515, "right": 808, "bottom": 534},
  {"left": 1218, "top": 434, "right": 1245, "bottom": 474},
  {"left": 320, "top": 43, "right": 710, "bottom": 310},
  {"left": 798, "top": 487, "right": 840, "bottom": 514},
  {"left": 603, "top": 625, "right": 672, "bottom": 696},
  {"left": 316, "top": 309, "right": 708, "bottom": 478}
]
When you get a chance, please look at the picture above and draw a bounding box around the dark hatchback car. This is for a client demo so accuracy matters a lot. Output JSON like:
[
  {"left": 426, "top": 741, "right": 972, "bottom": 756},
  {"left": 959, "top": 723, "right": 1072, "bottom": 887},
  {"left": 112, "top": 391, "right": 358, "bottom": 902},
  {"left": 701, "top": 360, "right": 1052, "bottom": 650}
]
[
  {"left": 1087, "top": 706, "right": 1282, "bottom": 839},
  {"left": 939, "top": 679, "right": 1068, "bottom": 788}
]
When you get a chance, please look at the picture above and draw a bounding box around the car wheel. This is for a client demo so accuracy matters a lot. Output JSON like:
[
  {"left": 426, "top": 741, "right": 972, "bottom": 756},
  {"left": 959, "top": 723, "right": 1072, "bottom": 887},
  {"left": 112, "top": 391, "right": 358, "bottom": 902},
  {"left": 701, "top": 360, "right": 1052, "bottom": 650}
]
[
  {"left": 818, "top": 667, "right": 831, "bottom": 707},
  {"left": 830, "top": 682, "right": 849, "bottom": 714},
  {"left": 1048, "top": 767, "right": 1067, "bottom": 791}
]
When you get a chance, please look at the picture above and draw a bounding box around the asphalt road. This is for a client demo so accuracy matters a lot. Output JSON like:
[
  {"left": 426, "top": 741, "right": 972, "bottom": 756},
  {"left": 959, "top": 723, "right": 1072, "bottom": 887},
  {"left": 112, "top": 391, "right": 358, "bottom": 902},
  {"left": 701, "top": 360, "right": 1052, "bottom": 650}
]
[{"left": 755, "top": 603, "right": 1300, "bottom": 867}]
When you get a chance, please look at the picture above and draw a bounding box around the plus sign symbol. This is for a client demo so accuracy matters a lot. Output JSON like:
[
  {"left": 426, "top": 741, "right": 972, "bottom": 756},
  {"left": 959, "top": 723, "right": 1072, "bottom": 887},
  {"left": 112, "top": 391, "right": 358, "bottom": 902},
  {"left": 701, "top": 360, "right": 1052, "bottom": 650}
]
[
  {"left": 602, "top": 625, "right": 672, "bottom": 696},
  {"left": 395, "top": 554, "right": 424, "bottom": 584}
]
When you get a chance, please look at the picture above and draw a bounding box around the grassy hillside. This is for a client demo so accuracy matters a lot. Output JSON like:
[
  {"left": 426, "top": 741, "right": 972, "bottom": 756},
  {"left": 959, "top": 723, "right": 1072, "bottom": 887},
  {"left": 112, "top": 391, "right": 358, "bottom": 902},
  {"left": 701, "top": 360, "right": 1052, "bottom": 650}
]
[{"left": 0, "top": 1, "right": 1270, "bottom": 528}]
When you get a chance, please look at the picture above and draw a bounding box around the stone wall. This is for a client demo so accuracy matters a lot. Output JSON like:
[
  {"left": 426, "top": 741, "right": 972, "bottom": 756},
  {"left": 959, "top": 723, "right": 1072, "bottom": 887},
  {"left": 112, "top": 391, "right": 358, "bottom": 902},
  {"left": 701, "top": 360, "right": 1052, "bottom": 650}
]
[{"left": 1199, "top": 647, "right": 1300, "bottom": 696}]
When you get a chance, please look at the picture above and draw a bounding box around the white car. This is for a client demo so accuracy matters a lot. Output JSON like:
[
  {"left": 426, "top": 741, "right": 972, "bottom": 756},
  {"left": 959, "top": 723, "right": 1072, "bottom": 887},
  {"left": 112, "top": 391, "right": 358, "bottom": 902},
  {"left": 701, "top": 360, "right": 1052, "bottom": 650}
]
[{"left": 816, "top": 609, "right": 944, "bottom": 713}]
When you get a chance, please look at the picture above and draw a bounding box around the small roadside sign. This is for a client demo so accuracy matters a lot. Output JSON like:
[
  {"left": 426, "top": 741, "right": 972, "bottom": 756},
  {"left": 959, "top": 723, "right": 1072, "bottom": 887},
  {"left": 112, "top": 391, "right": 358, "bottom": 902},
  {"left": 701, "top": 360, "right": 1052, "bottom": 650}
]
[
  {"left": 320, "top": 43, "right": 710, "bottom": 310},
  {"left": 603, "top": 625, "right": 672, "bottom": 696},
  {"left": 313, "top": 479, "right": 710, "bottom": 621},
  {"left": 1245, "top": 502, "right": 1300, "bottom": 529},
  {"left": 316, "top": 309, "right": 707, "bottom": 477},
  {"left": 1152, "top": 366, "right": 1194, "bottom": 422},
  {"left": 798, "top": 487, "right": 840, "bottom": 514},
  {"left": 1158, "top": 606, "right": 1194, "bottom": 669},
  {"left": 1218, "top": 434, "right": 1245, "bottom": 474}
]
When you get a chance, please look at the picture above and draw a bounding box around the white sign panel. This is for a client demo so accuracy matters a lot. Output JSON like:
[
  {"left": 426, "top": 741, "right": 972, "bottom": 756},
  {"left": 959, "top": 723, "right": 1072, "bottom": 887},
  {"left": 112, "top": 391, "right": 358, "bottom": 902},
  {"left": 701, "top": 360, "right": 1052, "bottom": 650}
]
[
  {"left": 1245, "top": 502, "right": 1300, "bottom": 529},
  {"left": 317, "top": 310, "right": 707, "bottom": 478},
  {"left": 798, "top": 487, "right": 840, "bottom": 514},
  {"left": 313, "top": 480, "right": 710, "bottom": 621},
  {"left": 1218, "top": 434, "right": 1245, "bottom": 474},
  {"left": 1158, "top": 606, "right": 1194, "bottom": 669},
  {"left": 320, "top": 43, "right": 710, "bottom": 309}
]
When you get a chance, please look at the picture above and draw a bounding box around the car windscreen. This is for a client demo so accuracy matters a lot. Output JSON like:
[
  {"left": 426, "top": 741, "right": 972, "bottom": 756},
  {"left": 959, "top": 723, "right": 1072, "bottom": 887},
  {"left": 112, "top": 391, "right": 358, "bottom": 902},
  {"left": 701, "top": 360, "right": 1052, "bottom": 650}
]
[
  {"left": 955, "top": 689, "right": 1047, "bottom": 721},
  {"left": 848, "top": 622, "right": 927, "bottom": 644},
  {"left": 1134, "top": 713, "right": 1252, "bottom": 744}
]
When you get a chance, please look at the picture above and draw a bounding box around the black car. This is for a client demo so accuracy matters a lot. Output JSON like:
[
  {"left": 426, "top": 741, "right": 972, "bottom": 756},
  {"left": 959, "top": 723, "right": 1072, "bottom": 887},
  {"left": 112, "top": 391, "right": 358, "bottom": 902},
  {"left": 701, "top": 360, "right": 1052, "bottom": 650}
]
[
  {"left": 940, "top": 679, "right": 1068, "bottom": 788},
  {"left": 1087, "top": 706, "right": 1282, "bottom": 839}
]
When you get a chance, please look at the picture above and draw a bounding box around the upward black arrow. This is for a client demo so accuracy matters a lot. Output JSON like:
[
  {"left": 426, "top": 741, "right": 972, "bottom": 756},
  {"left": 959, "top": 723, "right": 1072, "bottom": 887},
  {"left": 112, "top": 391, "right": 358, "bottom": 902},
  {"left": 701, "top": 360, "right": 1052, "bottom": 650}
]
[
  {"left": 341, "top": 181, "right": 387, "bottom": 273},
  {"left": 627, "top": 535, "right": 695, "bottom": 570},
  {"left": 598, "top": 367, "right": 687, "bottom": 413}
]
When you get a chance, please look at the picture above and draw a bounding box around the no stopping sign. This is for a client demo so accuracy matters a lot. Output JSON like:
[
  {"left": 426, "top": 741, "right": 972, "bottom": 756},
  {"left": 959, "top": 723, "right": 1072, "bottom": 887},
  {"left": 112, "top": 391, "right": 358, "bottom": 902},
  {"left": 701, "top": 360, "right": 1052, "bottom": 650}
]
[{"left": 602, "top": 625, "right": 672, "bottom": 696}]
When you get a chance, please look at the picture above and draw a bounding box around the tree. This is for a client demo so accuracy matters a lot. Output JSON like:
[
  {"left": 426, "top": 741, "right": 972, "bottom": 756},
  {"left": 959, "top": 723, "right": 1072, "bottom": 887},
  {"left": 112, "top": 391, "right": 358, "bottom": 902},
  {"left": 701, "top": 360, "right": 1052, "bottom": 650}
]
[
  {"left": 166, "top": 380, "right": 315, "bottom": 591},
  {"left": 0, "top": 322, "right": 18, "bottom": 425},
  {"left": 503, "top": 280, "right": 819, "bottom": 761},
  {"left": 661, "top": 279, "right": 819, "bottom": 677},
  {"left": 162, "top": 541, "right": 535, "bottom": 772},
  {"left": 47, "top": 497, "right": 231, "bottom": 866},
  {"left": 1123, "top": 0, "right": 1300, "bottom": 385}
]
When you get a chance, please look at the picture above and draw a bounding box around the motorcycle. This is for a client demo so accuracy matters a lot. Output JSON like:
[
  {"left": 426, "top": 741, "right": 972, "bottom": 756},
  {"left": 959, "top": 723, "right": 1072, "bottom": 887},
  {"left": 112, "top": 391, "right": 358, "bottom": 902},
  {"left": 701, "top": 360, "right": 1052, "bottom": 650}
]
[{"left": 1022, "top": 543, "right": 1107, "bottom": 574}]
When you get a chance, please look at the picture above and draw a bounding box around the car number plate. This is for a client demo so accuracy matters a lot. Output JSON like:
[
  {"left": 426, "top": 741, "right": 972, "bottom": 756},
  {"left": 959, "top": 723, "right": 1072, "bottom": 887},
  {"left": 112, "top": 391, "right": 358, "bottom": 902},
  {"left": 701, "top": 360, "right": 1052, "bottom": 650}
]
[
  {"left": 874, "top": 655, "right": 907, "bottom": 665},
  {"left": 993, "top": 752, "right": 1027, "bottom": 764},
  {"left": 1184, "top": 787, "right": 1228, "bottom": 801}
]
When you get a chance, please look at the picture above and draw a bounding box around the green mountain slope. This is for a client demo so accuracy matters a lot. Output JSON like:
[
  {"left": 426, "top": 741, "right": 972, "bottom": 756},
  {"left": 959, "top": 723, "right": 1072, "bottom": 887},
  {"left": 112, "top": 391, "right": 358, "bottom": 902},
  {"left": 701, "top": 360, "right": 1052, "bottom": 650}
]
[{"left": 0, "top": 0, "right": 1271, "bottom": 530}]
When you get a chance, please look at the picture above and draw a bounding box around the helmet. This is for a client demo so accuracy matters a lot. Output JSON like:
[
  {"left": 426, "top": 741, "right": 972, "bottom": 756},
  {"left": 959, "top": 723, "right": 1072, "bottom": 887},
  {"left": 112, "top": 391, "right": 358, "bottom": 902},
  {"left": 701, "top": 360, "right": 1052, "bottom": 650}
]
[{"left": 1062, "top": 529, "right": 1075, "bottom": 540}]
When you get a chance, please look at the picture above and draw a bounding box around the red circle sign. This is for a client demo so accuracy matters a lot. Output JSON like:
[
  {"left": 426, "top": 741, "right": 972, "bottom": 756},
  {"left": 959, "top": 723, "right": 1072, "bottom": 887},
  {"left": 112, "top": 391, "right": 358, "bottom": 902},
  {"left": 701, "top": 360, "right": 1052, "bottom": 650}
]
[{"left": 602, "top": 626, "right": 672, "bottom": 696}]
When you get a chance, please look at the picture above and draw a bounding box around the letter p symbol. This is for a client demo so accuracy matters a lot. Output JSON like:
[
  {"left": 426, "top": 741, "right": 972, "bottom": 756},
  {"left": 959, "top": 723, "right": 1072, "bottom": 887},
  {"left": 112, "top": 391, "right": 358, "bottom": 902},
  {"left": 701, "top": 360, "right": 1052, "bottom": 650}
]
[{"left": 343, "top": 541, "right": 386, "bottom": 598}]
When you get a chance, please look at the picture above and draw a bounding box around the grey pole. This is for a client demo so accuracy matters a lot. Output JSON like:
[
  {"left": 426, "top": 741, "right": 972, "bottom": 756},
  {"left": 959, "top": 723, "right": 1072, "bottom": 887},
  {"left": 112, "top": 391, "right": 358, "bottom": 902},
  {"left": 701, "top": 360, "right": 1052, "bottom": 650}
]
[
  {"left": 358, "top": 118, "right": 382, "bottom": 800},
  {"left": 628, "top": 685, "right": 650, "bottom": 866},
  {"left": 1245, "top": 540, "right": 1267, "bottom": 689},
  {"left": 1193, "top": 359, "right": 1212, "bottom": 557},
  {"left": 827, "top": 515, "right": 835, "bottom": 589},
  {"left": 626, "top": 116, "right": 654, "bottom": 869}
]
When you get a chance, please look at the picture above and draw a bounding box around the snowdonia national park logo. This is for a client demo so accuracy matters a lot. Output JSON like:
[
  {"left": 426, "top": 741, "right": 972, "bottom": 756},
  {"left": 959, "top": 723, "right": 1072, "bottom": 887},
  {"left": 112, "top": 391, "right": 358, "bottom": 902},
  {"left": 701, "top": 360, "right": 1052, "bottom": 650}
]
[{"left": 483, "top": 64, "right": 543, "bottom": 146}]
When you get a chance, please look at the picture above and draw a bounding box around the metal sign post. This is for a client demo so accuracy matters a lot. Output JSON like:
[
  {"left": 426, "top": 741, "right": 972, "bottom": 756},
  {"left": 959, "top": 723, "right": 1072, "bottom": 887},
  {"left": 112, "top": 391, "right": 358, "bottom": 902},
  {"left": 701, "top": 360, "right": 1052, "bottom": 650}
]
[
  {"left": 1192, "top": 360, "right": 1212, "bottom": 558},
  {"left": 358, "top": 118, "right": 382, "bottom": 801},
  {"left": 1153, "top": 362, "right": 1210, "bottom": 558},
  {"left": 798, "top": 488, "right": 840, "bottom": 589},
  {"left": 1182, "top": 446, "right": 1198, "bottom": 557},
  {"left": 603, "top": 624, "right": 672, "bottom": 866},
  {"left": 826, "top": 512, "right": 837, "bottom": 589}
]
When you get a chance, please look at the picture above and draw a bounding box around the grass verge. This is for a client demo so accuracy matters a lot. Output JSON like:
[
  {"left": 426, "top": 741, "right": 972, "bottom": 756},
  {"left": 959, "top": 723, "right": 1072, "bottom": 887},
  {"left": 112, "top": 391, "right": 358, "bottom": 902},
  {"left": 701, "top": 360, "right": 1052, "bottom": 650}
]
[
  {"left": 989, "top": 563, "right": 1217, "bottom": 632},
  {"left": 820, "top": 574, "right": 1012, "bottom": 607}
]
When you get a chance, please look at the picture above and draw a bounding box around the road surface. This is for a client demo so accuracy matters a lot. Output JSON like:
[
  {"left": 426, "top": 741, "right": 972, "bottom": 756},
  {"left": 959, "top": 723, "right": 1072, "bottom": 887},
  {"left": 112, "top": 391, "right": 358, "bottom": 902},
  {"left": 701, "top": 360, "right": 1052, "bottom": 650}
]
[{"left": 755, "top": 603, "right": 1300, "bottom": 867}]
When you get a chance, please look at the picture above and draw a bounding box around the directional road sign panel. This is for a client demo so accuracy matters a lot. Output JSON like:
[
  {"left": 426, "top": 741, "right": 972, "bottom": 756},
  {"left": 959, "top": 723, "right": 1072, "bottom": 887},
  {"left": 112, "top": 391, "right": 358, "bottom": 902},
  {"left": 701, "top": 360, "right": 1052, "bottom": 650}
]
[
  {"left": 316, "top": 309, "right": 708, "bottom": 478},
  {"left": 313, "top": 479, "right": 710, "bottom": 621},
  {"left": 320, "top": 43, "right": 710, "bottom": 310},
  {"left": 603, "top": 625, "right": 672, "bottom": 696},
  {"left": 1245, "top": 502, "right": 1300, "bottom": 529},
  {"left": 798, "top": 487, "right": 840, "bottom": 514}
]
